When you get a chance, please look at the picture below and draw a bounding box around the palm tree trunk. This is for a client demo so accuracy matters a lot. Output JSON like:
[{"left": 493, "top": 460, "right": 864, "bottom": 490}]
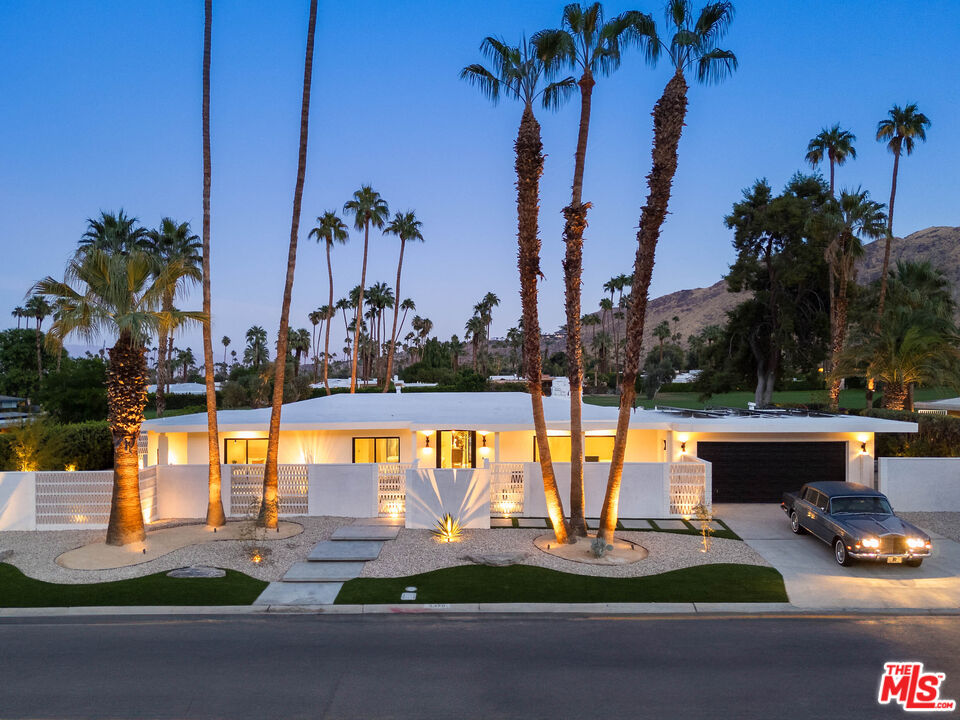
[
  {"left": 563, "top": 70, "right": 594, "bottom": 538},
  {"left": 516, "top": 103, "right": 568, "bottom": 544},
  {"left": 876, "top": 148, "right": 901, "bottom": 320},
  {"left": 383, "top": 239, "right": 405, "bottom": 391},
  {"left": 882, "top": 381, "right": 907, "bottom": 411},
  {"left": 105, "top": 332, "right": 148, "bottom": 546},
  {"left": 34, "top": 319, "right": 43, "bottom": 380},
  {"left": 598, "top": 69, "right": 688, "bottom": 544},
  {"left": 323, "top": 243, "right": 334, "bottom": 395},
  {"left": 201, "top": 0, "right": 225, "bottom": 528},
  {"left": 828, "top": 283, "right": 850, "bottom": 409},
  {"left": 350, "top": 223, "right": 369, "bottom": 394},
  {"left": 258, "top": 0, "right": 317, "bottom": 529},
  {"left": 155, "top": 310, "right": 169, "bottom": 417}
]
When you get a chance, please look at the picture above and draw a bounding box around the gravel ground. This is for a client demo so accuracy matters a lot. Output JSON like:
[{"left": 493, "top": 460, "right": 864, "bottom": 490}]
[
  {"left": 361, "top": 529, "right": 770, "bottom": 579},
  {"left": 0, "top": 516, "right": 353, "bottom": 584},
  {"left": 900, "top": 512, "right": 960, "bottom": 543}
]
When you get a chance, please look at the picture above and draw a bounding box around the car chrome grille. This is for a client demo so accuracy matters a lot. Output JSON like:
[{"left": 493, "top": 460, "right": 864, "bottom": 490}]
[{"left": 879, "top": 535, "right": 906, "bottom": 553}]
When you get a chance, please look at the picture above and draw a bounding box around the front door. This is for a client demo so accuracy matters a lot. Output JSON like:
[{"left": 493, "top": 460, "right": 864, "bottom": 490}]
[{"left": 437, "top": 430, "right": 476, "bottom": 468}]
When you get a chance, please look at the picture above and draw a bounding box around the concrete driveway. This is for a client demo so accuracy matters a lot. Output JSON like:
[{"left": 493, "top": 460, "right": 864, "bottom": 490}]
[{"left": 715, "top": 503, "right": 960, "bottom": 610}]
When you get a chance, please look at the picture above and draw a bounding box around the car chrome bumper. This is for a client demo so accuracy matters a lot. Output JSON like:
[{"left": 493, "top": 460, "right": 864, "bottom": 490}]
[{"left": 848, "top": 550, "right": 931, "bottom": 560}]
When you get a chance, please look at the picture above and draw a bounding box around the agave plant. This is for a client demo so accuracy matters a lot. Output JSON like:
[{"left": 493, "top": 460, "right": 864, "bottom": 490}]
[{"left": 431, "top": 513, "right": 463, "bottom": 543}]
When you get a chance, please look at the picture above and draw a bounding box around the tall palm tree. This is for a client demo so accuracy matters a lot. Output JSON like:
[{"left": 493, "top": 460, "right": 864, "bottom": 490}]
[
  {"left": 805, "top": 124, "right": 857, "bottom": 196},
  {"left": 396, "top": 298, "right": 415, "bottom": 342},
  {"left": 822, "top": 188, "right": 886, "bottom": 407},
  {"left": 461, "top": 36, "right": 575, "bottom": 543},
  {"left": 534, "top": 3, "right": 655, "bottom": 535},
  {"left": 79, "top": 210, "right": 149, "bottom": 255},
  {"left": 34, "top": 247, "right": 203, "bottom": 545},
  {"left": 465, "top": 314, "right": 486, "bottom": 370},
  {"left": 200, "top": 0, "right": 225, "bottom": 528},
  {"left": 144, "top": 218, "right": 201, "bottom": 417},
  {"left": 11, "top": 306, "right": 25, "bottom": 329},
  {"left": 23, "top": 295, "right": 51, "bottom": 380},
  {"left": 289, "top": 328, "right": 311, "bottom": 376},
  {"left": 480, "top": 291, "right": 500, "bottom": 341},
  {"left": 221, "top": 335, "right": 230, "bottom": 367},
  {"left": 309, "top": 211, "right": 349, "bottom": 393},
  {"left": 449, "top": 333, "right": 465, "bottom": 371},
  {"left": 308, "top": 309, "right": 322, "bottom": 381},
  {"left": 259, "top": 0, "right": 318, "bottom": 529},
  {"left": 874, "top": 103, "right": 931, "bottom": 319},
  {"left": 597, "top": 0, "right": 737, "bottom": 543},
  {"left": 343, "top": 187, "right": 389, "bottom": 393},
  {"left": 244, "top": 325, "right": 268, "bottom": 368},
  {"left": 383, "top": 211, "right": 424, "bottom": 391}
]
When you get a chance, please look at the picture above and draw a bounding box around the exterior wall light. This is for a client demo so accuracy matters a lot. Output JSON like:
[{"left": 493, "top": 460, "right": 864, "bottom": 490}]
[
  {"left": 857, "top": 433, "right": 869, "bottom": 454},
  {"left": 677, "top": 434, "right": 689, "bottom": 454},
  {"left": 478, "top": 433, "right": 490, "bottom": 458},
  {"left": 421, "top": 431, "right": 433, "bottom": 458}
]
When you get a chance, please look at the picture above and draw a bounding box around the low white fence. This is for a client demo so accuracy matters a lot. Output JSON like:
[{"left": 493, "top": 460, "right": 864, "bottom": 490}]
[{"left": 878, "top": 457, "right": 960, "bottom": 512}]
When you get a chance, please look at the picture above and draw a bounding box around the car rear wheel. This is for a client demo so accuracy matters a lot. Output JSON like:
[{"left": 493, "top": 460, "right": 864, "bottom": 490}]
[
  {"left": 905, "top": 558, "right": 923, "bottom": 568},
  {"left": 790, "top": 511, "right": 806, "bottom": 535},
  {"left": 834, "top": 538, "right": 852, "bottom": 566}
]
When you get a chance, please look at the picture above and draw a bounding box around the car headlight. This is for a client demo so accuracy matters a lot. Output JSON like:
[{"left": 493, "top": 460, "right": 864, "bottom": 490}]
[
  {"left": 861, "top": 537, "right": 880, "bottom": 549},
  {"left": 906, "top": 537, "right": 927, "bottom": 549}
]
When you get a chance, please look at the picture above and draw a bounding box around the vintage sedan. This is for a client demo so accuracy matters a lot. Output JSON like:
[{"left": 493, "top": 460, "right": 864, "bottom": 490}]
[{"left": 781, "top": 481, "right": 932, "bottom": 567}]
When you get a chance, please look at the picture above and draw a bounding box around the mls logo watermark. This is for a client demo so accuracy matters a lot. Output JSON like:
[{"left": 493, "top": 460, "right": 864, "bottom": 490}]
[{"left": 878, "top": 662, "right": 956, "bottom": 712}]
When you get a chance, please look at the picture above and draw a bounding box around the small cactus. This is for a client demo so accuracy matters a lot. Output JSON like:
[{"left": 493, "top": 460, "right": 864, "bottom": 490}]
[{"left": 590, "top": 536, "right": 614, "bottom": 558}]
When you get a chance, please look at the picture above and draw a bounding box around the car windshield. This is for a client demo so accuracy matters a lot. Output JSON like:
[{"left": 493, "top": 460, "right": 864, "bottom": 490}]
[{"left": 830, "top": 496, "right": 893, "bottom": 515}]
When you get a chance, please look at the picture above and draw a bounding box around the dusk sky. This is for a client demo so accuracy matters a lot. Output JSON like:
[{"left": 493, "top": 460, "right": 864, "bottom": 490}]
[{"left": 1, "top": 0, "right": 957, "bottom": 358}]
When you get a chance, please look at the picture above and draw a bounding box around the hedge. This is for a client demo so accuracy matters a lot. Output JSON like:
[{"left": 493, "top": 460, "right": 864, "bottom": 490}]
[
  {"left": 0, "top": 421, "right": 113, "bottom": 471},
  {"left": 858, "top": 408, "right": 960, "bottom": 458},
  {"left": 146, "top": 392, "right": 221, "bottom": 410}
]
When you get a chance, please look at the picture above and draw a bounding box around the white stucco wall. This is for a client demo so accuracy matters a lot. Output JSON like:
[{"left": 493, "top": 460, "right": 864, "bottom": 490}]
[
  {"left": 522, "top": 462, "right": 669, "bottom": 518},
  {"left": 309, "top": 464, "right": 378, "bottom": 517},
  {"left": 405, "top": 468, "right": 491, "bottom": 529},
  {"left": 0, "top": 472, "right": 36, "bottom": 531},
  {"left": 878, "top": 457, "right": 960, "bottom": 511},
  {"left": 156, "top": 464, "right": 219, "bottom": 519}
]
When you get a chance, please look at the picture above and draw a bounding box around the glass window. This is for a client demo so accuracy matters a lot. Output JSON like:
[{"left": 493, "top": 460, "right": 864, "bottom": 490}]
[
  {"left": 534, "top": 435, "right": 614, "bottom": 462},
  {"left": 438, "top": 430, "right": 474, "bottom": 468},
  {"left": 247, "top": 439, "right": 268, "bottom": 465},
  {"left": 224, "top": 438, "right": 268, "bottom": 464},
  {"left": 352, "top": 437, "right": 400, "bottom": 463},
  {"left": 803, "top": 487, "right": 819, "bottom": 504}
]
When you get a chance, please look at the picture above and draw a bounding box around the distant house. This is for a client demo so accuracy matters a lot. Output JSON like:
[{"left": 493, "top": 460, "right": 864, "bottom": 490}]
[
  {"left": 914, "top": 398, "right": 960, "bottom": 417},
  {"left": 0, "top": 395, "right": 29, "bottom": 430}
]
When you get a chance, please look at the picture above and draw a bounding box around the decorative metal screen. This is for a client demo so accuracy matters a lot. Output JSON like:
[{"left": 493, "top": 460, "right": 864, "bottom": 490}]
[
  {"left": 377, "top": 463, "right": 410, "bottom": 517},
  {"left": 138, "top": 431, "right": 149, "bottom": 467},
  {"left": 669, "top": 461, "right": 707, "bottom": 515},
  {"left": 489, "top": 463, "right": 524, "bottom": 517},
  {"left": 35, "top": 470, "right": 114, "bottom": 526},
  {"left": 229, "top": 464, "right": 309, "bottom": 516}
]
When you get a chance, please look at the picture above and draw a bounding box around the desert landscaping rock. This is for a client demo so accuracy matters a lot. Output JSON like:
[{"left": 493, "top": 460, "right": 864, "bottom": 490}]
[
  {"left": 0, "top": 549, "right": 12, "bottom": 562},
  {"left": 361, "top": 528, "right": 770, "bottom": 579},
  {"left": 900, "top": 512, "right": 960, "bottom": 543},
  {"left": 460, "top": 551, "right": 530, "bottom": 567},
  {"left": 166, "top": 566, "right": 226, "bottom": 579}
]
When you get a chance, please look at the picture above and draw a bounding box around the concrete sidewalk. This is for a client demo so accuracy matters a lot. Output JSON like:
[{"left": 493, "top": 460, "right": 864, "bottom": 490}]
[{"left": 716, "top": 503, "right": 960, "bottom": 610}]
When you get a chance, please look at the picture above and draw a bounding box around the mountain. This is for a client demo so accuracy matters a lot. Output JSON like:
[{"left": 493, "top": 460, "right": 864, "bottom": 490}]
[{"left": 571, "top": 226, "right": 960, "bottom": 352}]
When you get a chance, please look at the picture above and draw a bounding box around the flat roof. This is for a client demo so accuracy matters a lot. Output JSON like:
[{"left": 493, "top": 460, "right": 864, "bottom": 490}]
[
  {"left": 142, "top": 392, "right": 918, "bottom": 435},
  {"left": 915, "top": 397, "right": 960, "bottom": 411}
]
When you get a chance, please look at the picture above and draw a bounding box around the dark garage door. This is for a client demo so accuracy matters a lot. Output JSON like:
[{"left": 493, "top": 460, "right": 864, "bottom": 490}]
[{"left": 697, "top": 442, "right": 846, "bottom": 503}]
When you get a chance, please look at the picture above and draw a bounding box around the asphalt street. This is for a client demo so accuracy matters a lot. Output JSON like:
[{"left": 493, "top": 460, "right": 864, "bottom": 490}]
[{"left": 1, "top": 613, "right": 958, "bottom": 719}]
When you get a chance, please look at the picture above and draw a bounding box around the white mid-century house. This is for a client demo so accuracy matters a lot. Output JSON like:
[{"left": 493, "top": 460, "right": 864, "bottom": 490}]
[{"left": 128, "top": 392, "right": 916, "bottom": 527}]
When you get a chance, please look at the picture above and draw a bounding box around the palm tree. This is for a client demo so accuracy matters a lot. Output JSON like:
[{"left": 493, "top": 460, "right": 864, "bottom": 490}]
[
  {"left": 23, "top": 295, "right": 51, "bottom": 379},
  {"left": 597, "top": 0, "right": 737, "bottom": 544},
  {"left": 178, "top": 347, "right": 196, "bottom": 382},
  {"left": 200, "top": 0, "right": 225, "bottom": 528},
  {"left": 144, "top": 218, "right": 201, "bottom": 417},
  {"left": 822, "top": 188, "right": 886, "bottom": 407},
  {"left": 480, "top": 291, "right": 500, "bottom": 341},
  {"left": 535, "top": 3, "right": 654, "bottom": 535},
  {"left": 653, "top": 319, "right": 671, "bottom": 361},
  {"left": 34, "top": 246, "right": 203, "bottom": 545},
  {"left": 461, "top": 35, "right": 575, "bottom": 543},
  {"left": 11, "top": 306, "right": 25, "bottom": 329},
  {"left": 245, "top": 325, "right": 268, "bottom": 368},
  {"left": 449, "top": 334, "right": 465, "bottom": 371},
  {"left": 307, "top": 309, "right": 322, "bottom": 381},
  {"left": 259, "top": 0, "right": 318, "bottom": 530},
  {"left": 343, "top": 187, "right": 389, "bottom": 394},
  {"left": 465, "top": 314, "right": 486, "bottom": 370},
  {"left": 309, "top": 211, "right": 349, "bottom": 393},
  {"left": 874, "top": 103, "right": 931, "bottom": 319},
  {"left": 290, "top": 328, "right": 311, "bottom": 376},
  {"left": 805, "top": 124, "right": 857, "bottom": 196},
  {"left": 79, "top": 210, "right": 149, "bottom": 255},
  {"left": 221, "top": 335, "right": 231, "bottom": 367},
  {"left": 396, "top": 298, "right": 415, "bottom": 343},
  {"left": 382, "top": 211, "right": 424, "bottom": 391}
]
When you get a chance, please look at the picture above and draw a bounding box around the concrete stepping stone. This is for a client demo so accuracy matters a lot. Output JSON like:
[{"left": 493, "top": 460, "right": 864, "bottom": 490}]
[
  {"left": 283, "top": 561, "right": 365, "bottom": 582},
  {"left": 166, "top": 566, "right": 225, "bottom": 578},
  {"left": 620, "top": 519, "right": 653, "bottom": 530},
  {"left": 652, "top": 519, "right": 689, "bottom": 530},
  {"left": 690, "top": 520, "right": 725, "bottom": 531},
  {"left": 517, "top": 518, "right": 547, "bottom": 528},
  {"left": 307, "top": 540, "right": 383, "bottom": 562},
  {"left": 490, "top": 518, "right": 514, "bottom": 528},
  {"left": 331, "top": 525, "right": 400, "bottom": 541},
  {"left": 254, "top": 581, "right": 343, "bottom": 606},
  {"left": 352, "top": 517, "right": 404, "bottom": 526}
]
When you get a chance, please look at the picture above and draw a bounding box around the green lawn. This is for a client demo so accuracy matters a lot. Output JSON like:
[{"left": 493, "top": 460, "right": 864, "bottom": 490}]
[
  {"left": 585, "top": 386, "right": 955, "bottom": 411},
  {"left": 0, "top": 563, "right": 267, "bottom": 607},
  {"left": 335, "top": 563, "right": 786, "bottom": 605}
]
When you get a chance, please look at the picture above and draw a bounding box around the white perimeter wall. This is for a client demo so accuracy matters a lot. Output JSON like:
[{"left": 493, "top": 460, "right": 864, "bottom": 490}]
[
  {"left": 405, "top": 468, "right": 491, "bottom": 529},
  {"left": 0, "top": 472, "right": 36, "bottom": 531},
  {"left": 522, "top": 462, "right": 668, "bottom": 518},
  {"left": 878, "top": 458, "right": 960, "bottom": 512},
  {"left": 309, "top": 464, "right": 377, "bottom": 517}
]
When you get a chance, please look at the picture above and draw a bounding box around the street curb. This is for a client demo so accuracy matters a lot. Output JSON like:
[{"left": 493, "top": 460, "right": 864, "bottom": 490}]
[{"left": 1, "top": 603, "right": 959, "bottom": 618}]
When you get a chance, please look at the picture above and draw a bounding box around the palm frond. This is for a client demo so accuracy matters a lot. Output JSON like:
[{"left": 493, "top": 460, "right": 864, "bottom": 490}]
[
  {"left": 696, "top": 47, "right": 737, "bottom": 84},
  {"left": 459, "top": 63, "right": 502, "bottom": 104},
  {"left": 542, "top": 76, "right": 577, "bottom": 110},
  {"left": 695, "top": 1, "right": 735, "bottom": 42},
  {"left": 531, "top": 28, "right": 576, "bottom": 74}
]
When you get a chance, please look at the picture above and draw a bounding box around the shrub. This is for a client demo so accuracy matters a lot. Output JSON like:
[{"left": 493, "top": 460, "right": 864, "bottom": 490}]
[
  {"left": 0, "top": 420, "right": 113, "bottom": 471},
  {"left": 146, "top": 392, "right": 221, "bottom": 410},
  {"left": 859, "top": 408, "right": 960, "bottom": 457},
  {"left": 37, "top": 356, "right": 108, "bottom": 423}
]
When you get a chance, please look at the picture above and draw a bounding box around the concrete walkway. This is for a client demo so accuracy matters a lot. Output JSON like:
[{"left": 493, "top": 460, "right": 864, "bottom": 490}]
[
  {"left": 253, "top": 518, "right": 401, "bottom": 606},
  {"left": 716, "top": 503, "right": 960, "bottom": 610}
]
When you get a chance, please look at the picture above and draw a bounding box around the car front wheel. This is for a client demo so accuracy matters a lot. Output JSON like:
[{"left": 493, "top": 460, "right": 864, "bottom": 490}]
[
  {"left": 834, "top": 539, "right": 852, "bottom": 566},
  {"left": 790, "top": 511, "right": 806, "bottom": 535}
]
